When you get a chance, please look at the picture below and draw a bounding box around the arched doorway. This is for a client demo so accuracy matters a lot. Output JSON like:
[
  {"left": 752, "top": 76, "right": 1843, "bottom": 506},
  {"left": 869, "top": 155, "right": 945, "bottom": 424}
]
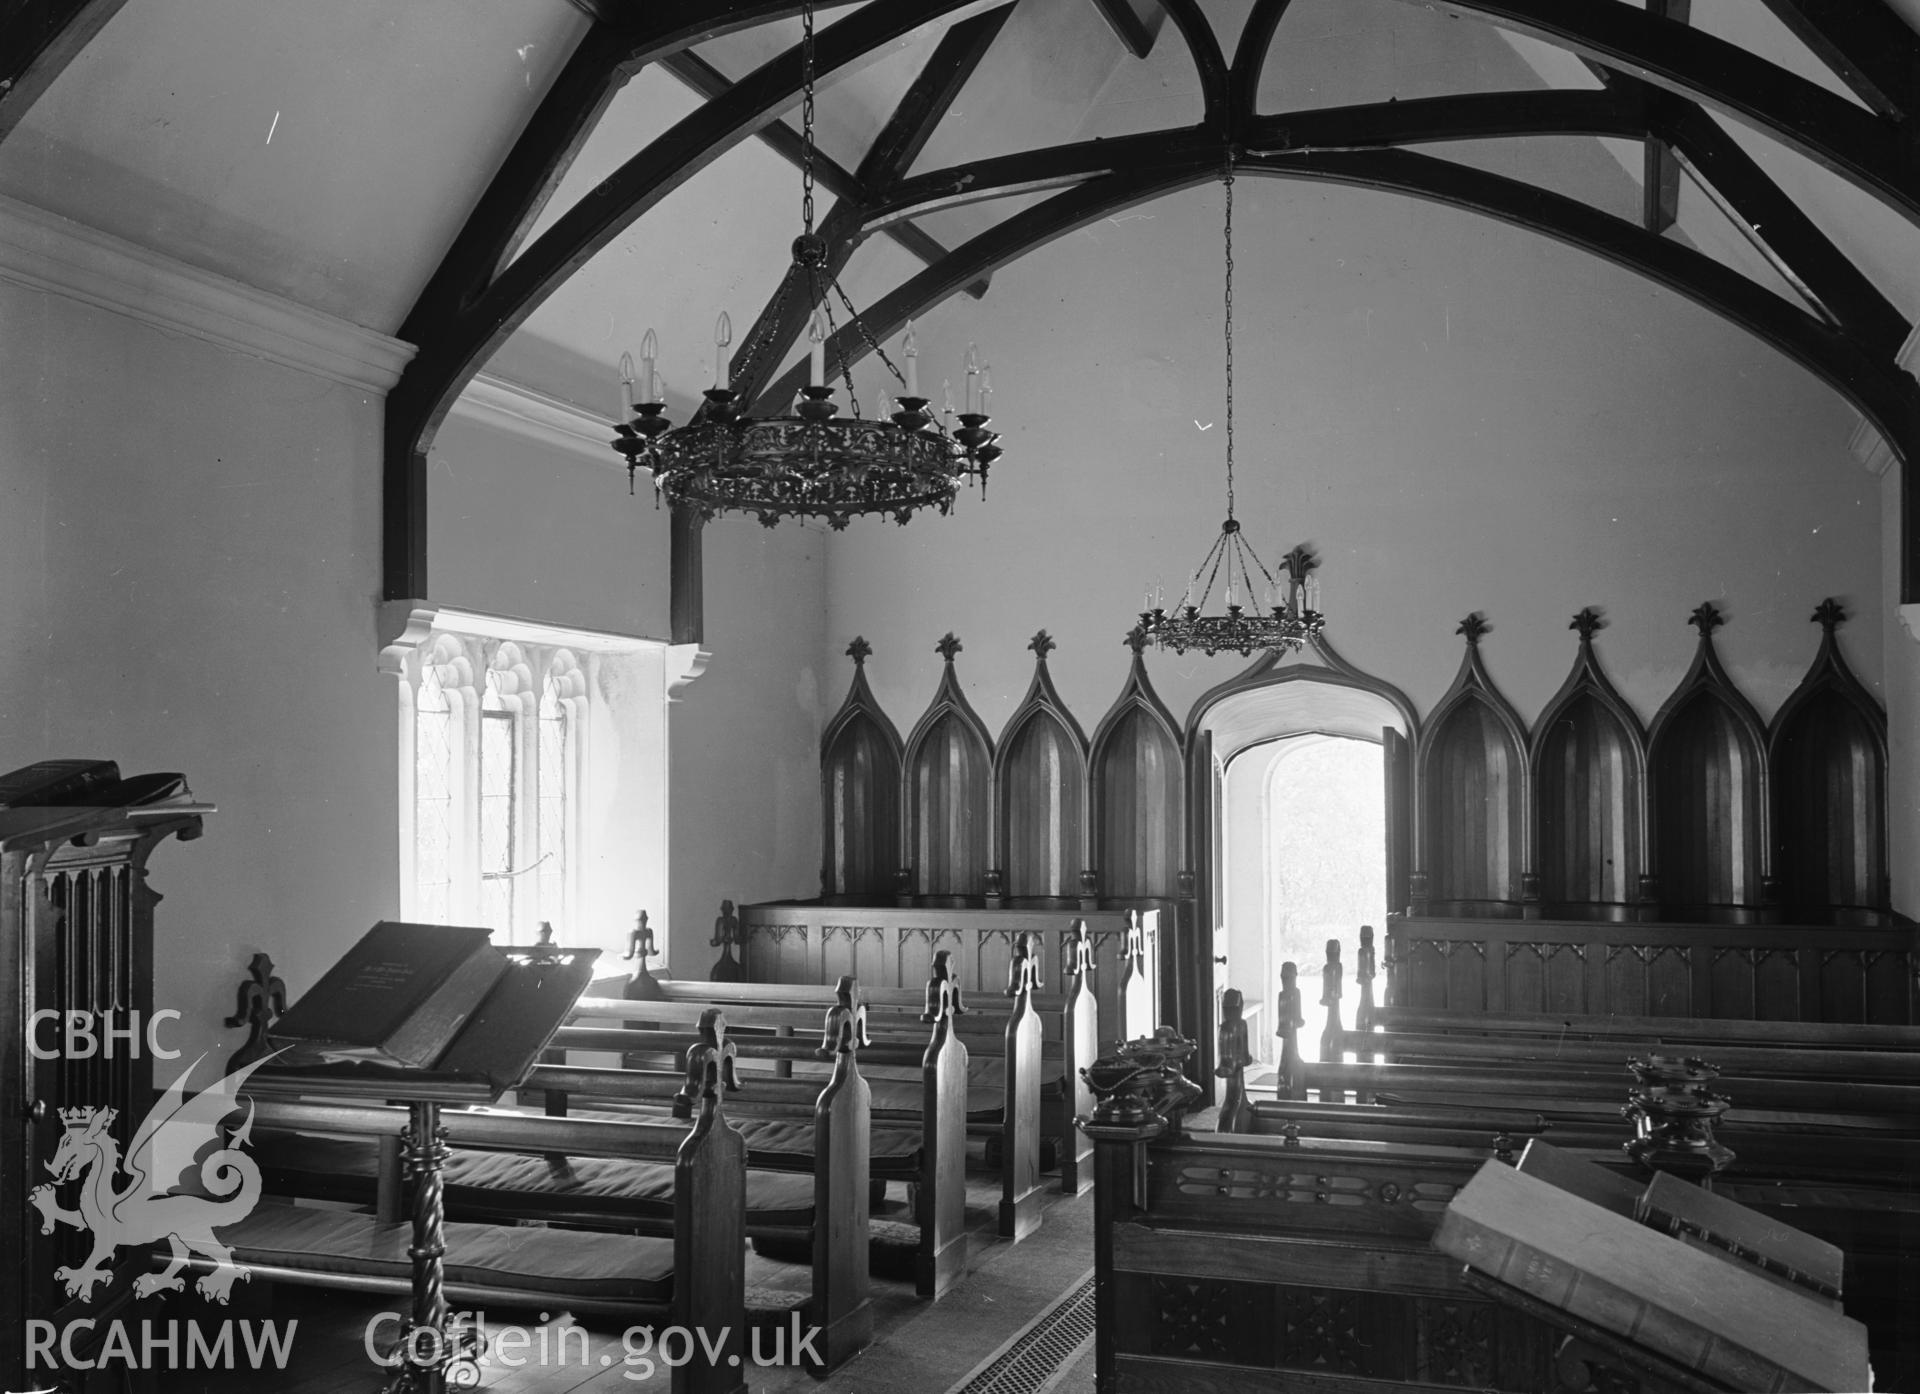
[{"left": 1186, "top": 639, "right": 1418, "bottom": 1088}]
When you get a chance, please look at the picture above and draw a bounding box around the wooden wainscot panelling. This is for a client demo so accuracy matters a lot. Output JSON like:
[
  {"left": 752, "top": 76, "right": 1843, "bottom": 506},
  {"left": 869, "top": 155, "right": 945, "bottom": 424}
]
[
  {"left": 1646, "top": 602, "right": 1769, "bottom": 922},
  {"left": 1089, "top": 626, "right": 1185, "bottom": 902},
  {"left": 902, "top": 632, "right": 994, "bottom": 902},
  {"left": 993, "top": 630, "right": 1090, "bottom": 903},
  {"left": 820, "top": 636, "right": 903, "bottom": 902},
  {"left": 1768, "top": 599, "right": 1890, "bottom": 925},
  {"left": 1385, "top": 913, "right": 1918, "bottom": 1022},
  {"left": 1527, "top": 608, "right": 1647, "bottom": 923},
  {"left": 1415, "top": 613, "right": 1529, "bottom": 918}
]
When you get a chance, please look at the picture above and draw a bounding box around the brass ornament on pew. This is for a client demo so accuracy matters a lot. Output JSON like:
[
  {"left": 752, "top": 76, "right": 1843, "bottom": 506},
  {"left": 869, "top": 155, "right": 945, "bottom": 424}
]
[
  {"left": 1080, "top": 1028, "right": 1204, "bottom": 1138},
  {"left": 1622, "top": 1054, "right": 1736, "bottom": 1180}
]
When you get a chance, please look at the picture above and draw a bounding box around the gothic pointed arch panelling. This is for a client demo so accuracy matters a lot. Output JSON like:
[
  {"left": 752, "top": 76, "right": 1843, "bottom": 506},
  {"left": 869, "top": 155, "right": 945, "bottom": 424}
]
[
  {"left": 1769, "top": 600, "right": 1889, "bottom": 923},
  {"left": 820, "top": 636, "right": 903, "bottom": 901},
  {"left": 1417, "top": 615, "right": 1529, "bottom": 916},
  {"left": 1647, "top": 603, "right": 1769, "bottom": 921},
  {"left": 993, "top": 631, "right": 1089, "bottom": 901},
  {"left": 903, "top": 633, "right": 994, "bottom": 902},
  {"left": 1528, "top": 609, "right": 1647, "bottom": 920},
  {"left": 1089, "top": 628, "right": 1186, "bottom": 900}
]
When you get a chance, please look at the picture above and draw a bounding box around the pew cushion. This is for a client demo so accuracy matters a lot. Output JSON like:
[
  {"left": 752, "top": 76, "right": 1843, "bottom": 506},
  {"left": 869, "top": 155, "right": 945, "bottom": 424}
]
[
  {"left": 224, "top": 1201, "right": 676, "bottom": 1301},
  {"left": 254, "top": 1133, "right": 816, "bottom": 1227},
  {"left": 557, "top": 1107, "right": 924, "bottom": 1179}
]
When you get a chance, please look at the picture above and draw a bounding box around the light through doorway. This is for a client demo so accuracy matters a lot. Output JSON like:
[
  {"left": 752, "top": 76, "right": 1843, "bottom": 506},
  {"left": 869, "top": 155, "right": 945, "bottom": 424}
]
[{"left": 1222, "top": 732, "right": 1386, "bottom": 1065}]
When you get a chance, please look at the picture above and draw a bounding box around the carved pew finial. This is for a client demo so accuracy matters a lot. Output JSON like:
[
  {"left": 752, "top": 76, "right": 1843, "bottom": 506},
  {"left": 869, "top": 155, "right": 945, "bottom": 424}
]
[
  {"left": 1065, "top": 920, "right": 1095, "bottom": 982},
  {"left": 1215, "top": 988, "right": 1253, "bottom": 1134},
  {"left": 225, "top": 952, "right": 287, "bottom": 1067},
  {"left": 1355, "top": 925, "right": 1377, "bottom": 1034},
  {"left": 1006, "top": 931, "right": 1042, "bottom": 997},
  {"left": 922, "top": 948, "right": 967, "bottom": 1023},
  {"left": 1321, "top": 938, "right": 1345, "bottom": 1061},
  {"left": 1276, "top": 961, "right": 1306, "bottom": 1101},
  {"left": 710, "top": 899, "right": 743, "bottom": 983},
  {"left": 817, "top": 975, "right": 870, "bottom": 1058},
  {"left": 674, "top": 1008, "right": 742, "bottom": 1119},
  {"left": 623, "top": 909, "right": 655, "bottom": 962}
]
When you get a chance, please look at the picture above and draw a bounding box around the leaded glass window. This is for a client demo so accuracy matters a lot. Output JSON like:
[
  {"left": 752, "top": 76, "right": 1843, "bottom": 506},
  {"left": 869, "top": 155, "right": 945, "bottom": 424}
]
[
  {"left": 479, "top": 670, "right": 518, "bottom": 938},
  {"left": 414, "top": 659, "right": 454, "bottom": 924}
]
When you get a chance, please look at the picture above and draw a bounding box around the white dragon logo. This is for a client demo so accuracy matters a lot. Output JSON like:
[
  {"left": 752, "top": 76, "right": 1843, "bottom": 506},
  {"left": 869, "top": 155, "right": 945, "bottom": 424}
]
[{"left": 29, "top": 1052, "right": 275, "bottom": 1304}]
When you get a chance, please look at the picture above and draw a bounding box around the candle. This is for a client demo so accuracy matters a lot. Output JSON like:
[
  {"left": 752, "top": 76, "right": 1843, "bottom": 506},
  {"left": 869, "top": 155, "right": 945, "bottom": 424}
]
[
  {"left": 808, "top": 310, "right": 826, "bottom": 387},
  {"left": 878, "top": 391, "right": 892, "bottom": 420},
  {"left": 942, "top": 378, "right": 955, "bottom": 423},
  {"left": 964, "top": 343, "right": 980, "bottom": 414},
  {"left": 713, "top": 311, "right": 732, "bottom": 390},
  {"left": 903, "top": 321, "right": 918, "bottom": 396},
  {"left": 980, "top": 365, "right": 992, "bottom": 414},
  {"left": 618, "top": 351, "right": 636, "bottom": 418},
  {"left": 641, "top": 327, "right": 659, "bottom": 402}
]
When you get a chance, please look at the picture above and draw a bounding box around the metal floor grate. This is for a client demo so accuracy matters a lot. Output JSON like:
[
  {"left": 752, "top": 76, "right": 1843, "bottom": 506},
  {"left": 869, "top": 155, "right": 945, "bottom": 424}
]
[{"left": 943, "top": 1272, "right": 1096, "bottom": 1394}]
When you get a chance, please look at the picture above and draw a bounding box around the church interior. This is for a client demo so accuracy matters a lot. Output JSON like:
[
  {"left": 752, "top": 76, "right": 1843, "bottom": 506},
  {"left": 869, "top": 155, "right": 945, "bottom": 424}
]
[{"left": 5, "top": 0, "right": 1920, "bottom": 1391}]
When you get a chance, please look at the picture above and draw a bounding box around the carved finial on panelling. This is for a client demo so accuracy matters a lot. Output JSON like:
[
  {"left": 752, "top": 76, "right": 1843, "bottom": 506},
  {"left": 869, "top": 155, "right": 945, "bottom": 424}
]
[
  {"left": 1123, "top": 624, "right": 1148, "bottom": 655},
  {"left": 1456, "top": 612, "right": 1491, "bottom": 646},
  {"left": 1813, "top": 597, "right": 1846, "bottom": 633},
  {"left": 1689, "top": 601, "right": 1725, "bottom": 637},
  {"left": 1283, "top": 544, "right": 1320, "bottom": 581},
  {"left": 1028, "top": 629, "right": 1056, "bottom": 660},
  {"left": 1571, "top": 607, "right": 1605, "bottom": 642},
  {"left": 935, "top": 632, "right": 963, "bottom": 663},
  {"left": 846, "top": 635, "right": 872, "bottom": 667}
]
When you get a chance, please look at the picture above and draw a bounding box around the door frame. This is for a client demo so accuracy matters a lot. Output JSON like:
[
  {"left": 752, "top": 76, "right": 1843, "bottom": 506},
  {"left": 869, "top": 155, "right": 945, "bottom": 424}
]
[{"left": 1183, "top": 636, "right": 1420, "bottom": 1094}]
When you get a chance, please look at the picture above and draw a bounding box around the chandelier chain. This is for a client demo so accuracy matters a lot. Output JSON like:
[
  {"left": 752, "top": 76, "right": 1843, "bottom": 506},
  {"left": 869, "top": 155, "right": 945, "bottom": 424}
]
[
  {"left": 801, "top": 1, "right": 817, "bottom": 236},
  {"left": 1223, "top": 156, "right": 1235, "bottom": 522}
]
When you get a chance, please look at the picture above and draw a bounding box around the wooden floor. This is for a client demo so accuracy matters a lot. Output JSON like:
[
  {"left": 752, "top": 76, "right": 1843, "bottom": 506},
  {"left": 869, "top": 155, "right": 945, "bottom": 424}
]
[{"left": 112, "top": 1171, "right": 1097, "bottom": 1394}]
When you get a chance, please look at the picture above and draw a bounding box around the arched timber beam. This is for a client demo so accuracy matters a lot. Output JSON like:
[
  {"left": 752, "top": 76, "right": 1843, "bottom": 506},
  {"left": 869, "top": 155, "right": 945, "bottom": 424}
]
[
  {"left": 1229, "top": 0, "right": 1298, "bottom": 126},
  {"left": 382, "top": 0, "right": 991, "bottom": 599},
  {"left": 729, "top": 5, "right": 1015, "bottom": 408},
  {"left": 864, "top": 89, "right": 1650, "bottom": 229},
  {"left": 772, "top": 142, "right": 1920, "bottom": 593},
  {"left": 1387, "top": 0, "right": 1920, "bottom": 228},
  {"left": 0, "top": 0, "right": 129, "bottom": 142},
  {"left": 1157, "top": 0, "right": 1231, "bottom": 131},
  {"left": 756, "top": 167, "right": 1206, "bottom": 411}
]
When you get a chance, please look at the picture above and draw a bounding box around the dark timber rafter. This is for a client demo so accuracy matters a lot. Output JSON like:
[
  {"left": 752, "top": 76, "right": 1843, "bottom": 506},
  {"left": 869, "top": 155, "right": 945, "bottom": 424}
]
[
  {"left": 374, "top": 0, "right": 1920, "bottom": 610},
  {"left": 382, "top": 0, "right": 993, "bottom": 599},
  {"left": 1756, "top": 0, "right": 1920, "bottom": 122},
  {"left": 0, "top": 0, "right": 129, "bottom": 141},
  {"left": 1390, "top": 0, "right": 1920, "bottom": 227},
  {"left": 731, "top": 5, "right": 1012, "bottom": 411},
  {"left": 1640, "top": 0, "right": 1689, "bottom": 235},
  {"left": 656, "top": 47, "right": 983, "bottom": 293},
  {"left": 765, "top": 141, "right": 1919, "bottom": 470}
]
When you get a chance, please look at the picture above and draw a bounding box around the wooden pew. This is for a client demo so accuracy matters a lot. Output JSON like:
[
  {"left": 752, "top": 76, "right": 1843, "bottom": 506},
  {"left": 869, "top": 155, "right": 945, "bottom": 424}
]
[
  {"left": 631, "top": 937, "right": 1057, "bottom": 1238},
  {"left": 237, "top": 1061, "right": 747, "bottom": 1394},
  {"left": 728, "top": 899, "right": 1164, "bottom": 1051},
  {"left": 640, "top": 921, "right": 1123, "bottom": 1201},
  {"left": 548, "top": 974, "right": 972, "bottom": 1301},
  {"left": 250, "top": 1007, "right": 876, "bottom": 1372}
]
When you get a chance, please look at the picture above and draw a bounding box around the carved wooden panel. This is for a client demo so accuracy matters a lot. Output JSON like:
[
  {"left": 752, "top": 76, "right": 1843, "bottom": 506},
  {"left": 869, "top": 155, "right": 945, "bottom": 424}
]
[
  {"left": 903, "top": 634, "right": 994, "bottom": 900},
  {"left": 1530, "top": 611, "right": 1645, "bottom": 917},
  {"left": 1647, "top": 604, "right": 1767, "bottom": 919},
  {"left": 994, "top": 632, "right": 1089, "bottom": 900},
  {"left": 1089, "top": 630, "right": 1184, "bottom": 900},
  {"left": 741, "top": 921, "right": 810, "bottom": 982},
  {"left": 1768, "top": 600, "right": 1889, "bottom": 922},
  {"left": 1503, "top": 940, "right": 1587, "bottom": 1014},
  {"left": 1419, "top": 615, "right": 1528, "bottom": 913},
  {"left": 819, "top": 923, "right": 883, "bottom": 985},
  {"left": 820, "top": 637, "right": 903, "bottom": 899}
]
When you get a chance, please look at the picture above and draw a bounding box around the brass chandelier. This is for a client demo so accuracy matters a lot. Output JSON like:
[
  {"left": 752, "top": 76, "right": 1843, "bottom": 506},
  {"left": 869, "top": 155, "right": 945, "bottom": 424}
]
[
  {"left": 610, "top": 2, "right": 1002, "bottom": 529},
  {"left": 1139, "top": 156, "right": 1324, "bottom": 657}
]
